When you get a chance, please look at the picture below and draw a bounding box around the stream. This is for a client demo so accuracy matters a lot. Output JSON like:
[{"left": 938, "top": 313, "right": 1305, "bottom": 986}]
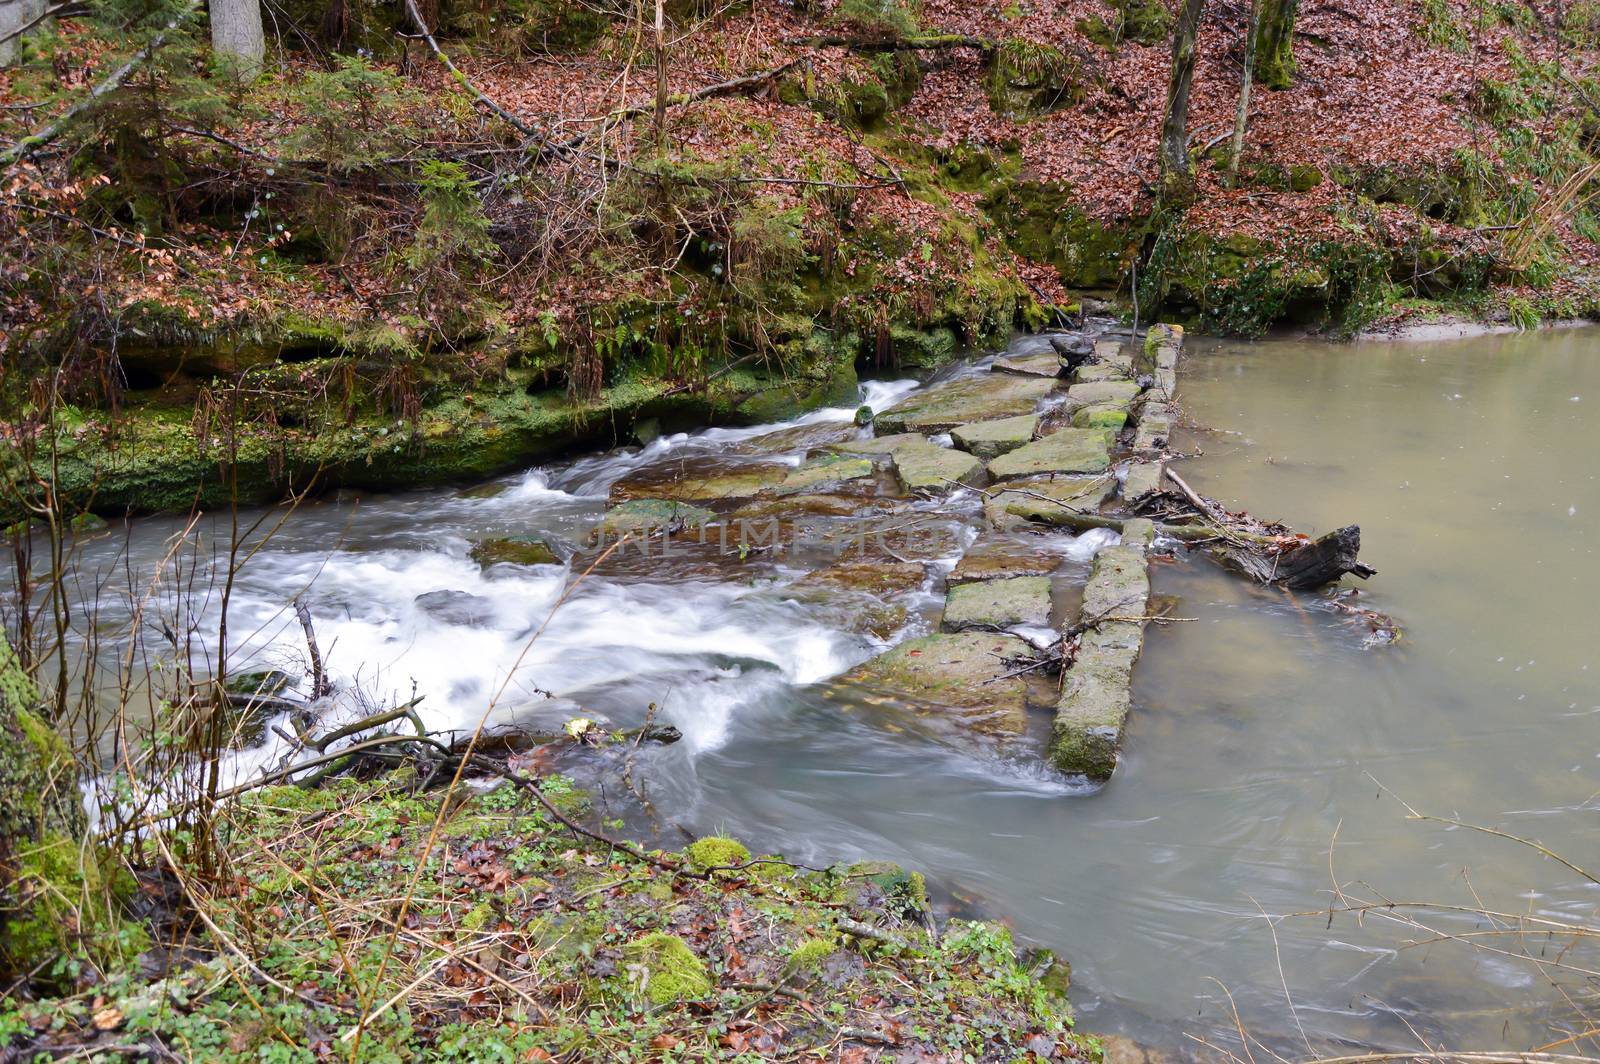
[{"left": 46, "top": 326, "right": 1600, "bottom": 1057}]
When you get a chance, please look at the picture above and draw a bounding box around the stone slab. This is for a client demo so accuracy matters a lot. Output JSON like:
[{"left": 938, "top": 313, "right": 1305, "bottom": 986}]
[
  {"left": 599, "top": 499, "right": 716, "bottom": 536},
  {"left": 948, "top": 536, "right": 1063, "bottom": 585},
  {"left": 991, "top": 352, "right": 1063, "bottom": 378},
  {"left": 1065, "top": 379, "right": 1142, "bottom": 409},
  {"left": 611, "top": 459, "right": 789, "bottom": 502},
  {"left": 987, "top": 429, "right": 1112, "bottom": 480},
  {"left": 1072, "top": 403, "right": 1131, "bottom": 431},
  {"left": 891, "top": 440, "right": 987, "bottom": 493},
  {"left": 950, "top": 414, "right": 1038, "bottom": 460},
  {"left": 874, "top": 375, "right": 1057, "bottom": 435},
  {"left": 1122, "top": 462, "right": 1164, "bottom": 502},
  {"left": 942, "top": 575, "right": 1052, "bottom": 631},
  {"left": 823, "top": 432, "right": 927, "bottom": 456},
  {"left": 838, "top": 631, "right": 1034, "bottom": 736},
  {"left": 777, "top": 454, "right": 873, "bottom": 495},
  {"left": 983, "top": 475, "right": 1116, "bottom": 529}
]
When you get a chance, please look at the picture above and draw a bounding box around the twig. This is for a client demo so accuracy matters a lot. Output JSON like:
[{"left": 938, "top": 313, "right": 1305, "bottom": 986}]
[{"left": 402, "top": 0, "right": 536, "bottom": 138}]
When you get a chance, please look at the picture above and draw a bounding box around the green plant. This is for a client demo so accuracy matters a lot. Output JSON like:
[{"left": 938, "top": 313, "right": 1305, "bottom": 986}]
[
  {"left": 283, "top": 54, "right": 421, "bottom": 172},
  {"left": 401, "top": 161, "right": 498, "bottom": 329},
  {"left": 833, "top": 0, "right": 920, "bottom": 39}
]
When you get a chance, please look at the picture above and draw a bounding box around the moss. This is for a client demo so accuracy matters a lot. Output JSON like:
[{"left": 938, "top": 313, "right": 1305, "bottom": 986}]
[
  {"left": 684, "top": 836, "right": 752, "bottom": 871},
  {"left": 787, "top": 937, "right": 835, "bottom": 972},
  {"left": 623, "top": 933, "right": 713, "bottom": 1004},
  {"left": 981, "top": 179, "right": 1132, "bottom": 291},
  {"left": 985, "top": 38, "right": 1081, "bottom": 117}
]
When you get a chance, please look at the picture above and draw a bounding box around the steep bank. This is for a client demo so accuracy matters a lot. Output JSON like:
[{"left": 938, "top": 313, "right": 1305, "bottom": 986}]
[{"left": 6, "top": 0, "right": 1600, "bottom": 515}]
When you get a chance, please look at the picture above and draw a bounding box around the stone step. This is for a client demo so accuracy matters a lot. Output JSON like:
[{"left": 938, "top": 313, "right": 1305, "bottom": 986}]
[
  {"left": 836, "top": 631, "right": 1036, "bottom": 737},
  {"left": 941, "top": 575, "right": 1052, "bottom": 632},
  {"left": 874, "top": 374, "right": 1058, "bottom": 435},
  {"left": 950, "top": 414, "right": 1039, "bottom": 459},
  {"left": 987, "top": 428, "right": 1112, "bottom": 480}
]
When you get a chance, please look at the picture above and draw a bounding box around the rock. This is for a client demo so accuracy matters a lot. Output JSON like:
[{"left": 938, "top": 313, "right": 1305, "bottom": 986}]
[
  {"left": 949, "top": 536, "right": 1063, "bottom": 585},
  {"left": 735, "top": 421, "right": 856, "bottom": 455},
  {"left": 987, "top": 429, "right": 1111, "bottom": 480},
  {"left": 1121, "top": 518, "right": 1157, "bottom": 548},
  {"left": 854, "top": 404, "right": 874, "bottom": 425},
  {"left": 942, "top": 575, "right": 1052, "bottom": 631},
  {"left": 1065, "top": 379, "right": 1142, "bottom": 409},
  {"left": 469, "top": 536, "right": 562, "bottom": 567},
  {"left": 1073, "top": 361, "right": 1133, "bottom": 383},
  {"left": 797, "top": 559, "right": 926, "bottom": 595},
  {"left": 455, "top": 481, "right": 510, "bottom": 499},
  {"left": 599, "top": 499, "right": 716, "bottom": 537},
  {"left": 1133, "top": 406, "right": 1173, "bottom": 453},
  {"left": 729, "top": 493, "right": 870, "bottom": 521},
  {"left": 1098, "top": 1035, "right": 1177, "bottom": 1064},
  {"left": 610, "top": 458, "right": 789, "bottom": 502},
  {"left": 991, "top": 352, "right": 1063, "bottom": 378},
  {"left": 1049, "top": 544, "right": 1150, "bottom": 781},
  {"left": 1122, "top": 462, "right": 1163, "bottom": 501},
  {"left": 983, "top": 475, "right": 1116, "bottom": 528},
  {"left": 950, "top": 414, "right": 1038, "bottom": 460},
  {"left": 1072, "top": 403, "right": 1130, "bottom": 431},
  {"left": 874, "top": 375, "right": 1057, "bottom": 435},
  {"left": 1049, "top": 334, "right": 1095, "bottom": 358},
  {"left": 624, "top": 933, "right": 712, "bottom": 1004},
  {"left": 778, "top": 454, "right": 874, "bottom": 495},
  {"left": 633, "top": 417, "right": 661, "bottom": 446},
  {"left": 822, "top": 432, "right": 927, "bottom": 456},
  {"left": 891, "top": 440, "right": 987, "bottom": 493},
  {"left": 414, "top": 590, "right": 498, "bottom": 627},
  {"left": 839, "top": 631, "right": 1035, "bottom": 735}
]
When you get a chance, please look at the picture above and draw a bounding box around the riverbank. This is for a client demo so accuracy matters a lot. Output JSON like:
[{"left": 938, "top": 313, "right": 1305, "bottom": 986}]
[{"left": 0, "top": 770, "right": 1091, "bottom": 1062}]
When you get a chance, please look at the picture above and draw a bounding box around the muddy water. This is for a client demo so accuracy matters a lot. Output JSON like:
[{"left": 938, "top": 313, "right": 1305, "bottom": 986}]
[{"left": 46, "top": 327, "right": 1600, "bottom": 1056}]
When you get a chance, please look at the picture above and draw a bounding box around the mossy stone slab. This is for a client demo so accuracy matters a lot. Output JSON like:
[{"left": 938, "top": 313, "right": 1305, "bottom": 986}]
[
  {"left": 987, "top": 429, "right": 1111, "bottom": 480},
  {"left": 1065, "top": 380, "right": 1142, "bottom": 409},
  {"left": 1081, "top": 545, "right": 1149, "bottom": 620},
  {"left": 469, "top": 536, "right": 561, "bottom": 567},
  {"left": 1049, "top": 657, "right": 1133, "bottom": 780},
  {"left": 777, "top": 454, "right": 874, "bottom": 495},
  {"left": 1122, "top": 462, "right": 1163, "bottom": 501},
  {"left": 941, "top": 575, "right": 1052, "bottom": 631},
  {"left": 822, "top": 432, "right": 928, "bottom": 456},
  {"left": 1072, "top": 403, "right": 1130, "bottom": 431},
  {"left": 983, "top": 475, "right": 1115, "bottom": 528},
  {"left": 610, "top": 460, "right": 789, "bottom": 502},
  {"left": 599, "top": 498, "right": 716, "bottom": 536},
  {"left": 891, "top": 441, "right": 986, "bottom": 493},
  {"left": 950, "top": 414, "right": 1038, "bottom": 460},
  {"left": 948, "top": 536, "right": 1063, "bottom": 585},
  {"left": 839, "top": 631, "right": 1034, "bottom": 735},
  {"left": 874, "top": 375, "right": 1057, "bottom": 435},
  {"left": 992, "top": 352, "right": 1063, "bottom": 378}
]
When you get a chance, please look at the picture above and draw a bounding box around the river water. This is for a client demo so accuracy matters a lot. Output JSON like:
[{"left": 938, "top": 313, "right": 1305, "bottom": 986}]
[{"left": 46, "top": 326, "right": 1600, "bottom": 1057}]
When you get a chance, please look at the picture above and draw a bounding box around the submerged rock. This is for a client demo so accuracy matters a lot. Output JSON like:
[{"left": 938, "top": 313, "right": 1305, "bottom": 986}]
[
  {"left": 987, "top": 429, "right": 1112, "bottom": 479},
  {"left": 991, "top": 352, "right": 1063, "bottom": 378},
  {"left": 839, "top": 631, "right": 1035, "bottom": 736},
  {"left": 823, "top": 432, "right": 927, "bottom": 456},
  {"left": 469, "top": 536, "right": 562, "bottom": 567},
  {"left": 599, "top": 498, "right": 716, "bottom": 536},
  {"left": 414, "top": 590, "right": 498, "bottom": 627},
  {"left": 942, "top": 575, "right": 1052, "bottom": 631},
  {"left": 610, "top": 459, "right": 789, "bottom": 502},
  {"left": 891, "top": 440, "right": 987, "bottom": 493},
  {"left": 777, "top": 454, "right": 874, "bottom": 495},
  {"left": 950, "top": 414, "right": 1038, "bottom": 459},
  {"left": 948, "top": 536, "right": 1063, "bottom": 585},
  {"left": 874, "top": 375, "right": 1057, "bottom": 435}
]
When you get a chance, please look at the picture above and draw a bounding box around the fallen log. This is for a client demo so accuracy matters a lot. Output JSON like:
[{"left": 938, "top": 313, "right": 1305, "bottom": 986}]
[{"left": 1210, "top": 524, "right": 1376, "bottom": 590}]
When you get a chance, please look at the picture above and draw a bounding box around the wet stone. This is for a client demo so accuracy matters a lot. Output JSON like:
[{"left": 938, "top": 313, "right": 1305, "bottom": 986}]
[
  {"left": 942, "top": 575, "right": 1052, "bottom": 631},
  {"left": 1081, "top": 545, "right": 1149, "bottom": 620},
  {"left": 734, "top": 421, "right": 856, "bottom": 456},
  {"left": 1122, "top": 462, "right": 1163, "bottom": 502},
  {"left": 1065, "top": 379, "right": 1142, "bottom": 410},
  {"left": 822, "top": 432, "right": 927, "bottom": 456},
  {"left": 415, "top": 590, "right": 497, "bottom": 627},
  {"left": 950, "top": 414, "right": 1038, "bottom": 460},
  {"left": 983, "top": 475, "right": 1115, "bottom": 529},
  {"left": 891, "top": 440, "right": 987, "bottom": 493},
  {"left": 991, "top": 352, "right": 1063, "bottom": 378},
  {"left": 469, "top": 536, "right": 562, "bottom": 567},
  {"left": 874, "top": 375, "right": 1057, "bottom": 435},
  {"left": 838, "top": 631, "right": 1035, "bottom": 736},
  {"left": 1049, "top": 655, "right": 1132, "bottom": 780},
  {"left": 987, "top": 429, "right": 1111, "bottom": 480},
  {"left": 777, "top": 454, "right": 874, "bottom": 495},
  {"left": 795, "top": 559, "right": 927, "bottom": 596},
  {"left": 599, "top": 498, "right": 716, "bottom": 536},
  {"left": 948, "top": 536, "right": 1063, "bottom": 585},
  {"left": 1074, "top": 361, "right": 1133, "bottom": 384},
  {"left": 1072, "top": 403, "right": 1130, "bottom": 431},
  {"left": 610, "top": 458, "right": 790, "bottom": 502}
]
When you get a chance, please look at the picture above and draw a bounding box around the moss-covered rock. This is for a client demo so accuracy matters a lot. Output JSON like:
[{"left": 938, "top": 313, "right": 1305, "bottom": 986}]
[
  {"left": 470, "top": 537, "right": 562, "bottom": 567},
  {"left": 941, "top": 574, "right": 1052, "bottom": 631},
  {"left": 950, "top": 414, "right": 1038, "bottom": 459},
  {"left": 890, "top": 439, "right": 987, "bottom": 493},
  {"left": 624, "top": 932, "right": 714, "bottom": 1004},
  {"left": 684, "top": 835, "right": 752, "bottom": 871},
  {"left": 987, "top": 428, "right": 1111, "bottom": 479},
  {"left": 875, "top": 375, "right": 1056, "bottom": 435}
]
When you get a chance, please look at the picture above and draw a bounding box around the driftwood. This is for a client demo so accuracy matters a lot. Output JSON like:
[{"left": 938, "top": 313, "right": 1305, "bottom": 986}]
[{"left": 1211, "top": 524, "right": 1375, "bottom": 589}]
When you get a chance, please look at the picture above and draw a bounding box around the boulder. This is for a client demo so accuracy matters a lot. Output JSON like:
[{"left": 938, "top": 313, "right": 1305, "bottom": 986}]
[
  {"left": 469, "top": 536, "right": 561, "bottom": 567},
  {"left": 414, "top": 590, "right": 498, "bottom": 627}
]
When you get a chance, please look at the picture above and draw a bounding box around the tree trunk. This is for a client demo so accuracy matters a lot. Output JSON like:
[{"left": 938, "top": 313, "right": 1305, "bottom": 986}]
[
  {"left": 1159, "top": 0, "right": 1205, "bottom": 185},
  {"left": 0, "top": 0, "right": 48, "bottom": 67},
  {"left": 1227, "top": 0, "right": 1258, "bottom": 181},
  {"left": 1252, "top": 0, "right": 1297, "bottom": 89},
  {"left": 210, "top": 0, "right": 264, "bottom": 81}
]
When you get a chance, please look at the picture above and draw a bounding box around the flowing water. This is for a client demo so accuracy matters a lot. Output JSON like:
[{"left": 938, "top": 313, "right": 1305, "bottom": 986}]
[{"left": 43, "top": 326, "right": 1600, "bottom": 1056}]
